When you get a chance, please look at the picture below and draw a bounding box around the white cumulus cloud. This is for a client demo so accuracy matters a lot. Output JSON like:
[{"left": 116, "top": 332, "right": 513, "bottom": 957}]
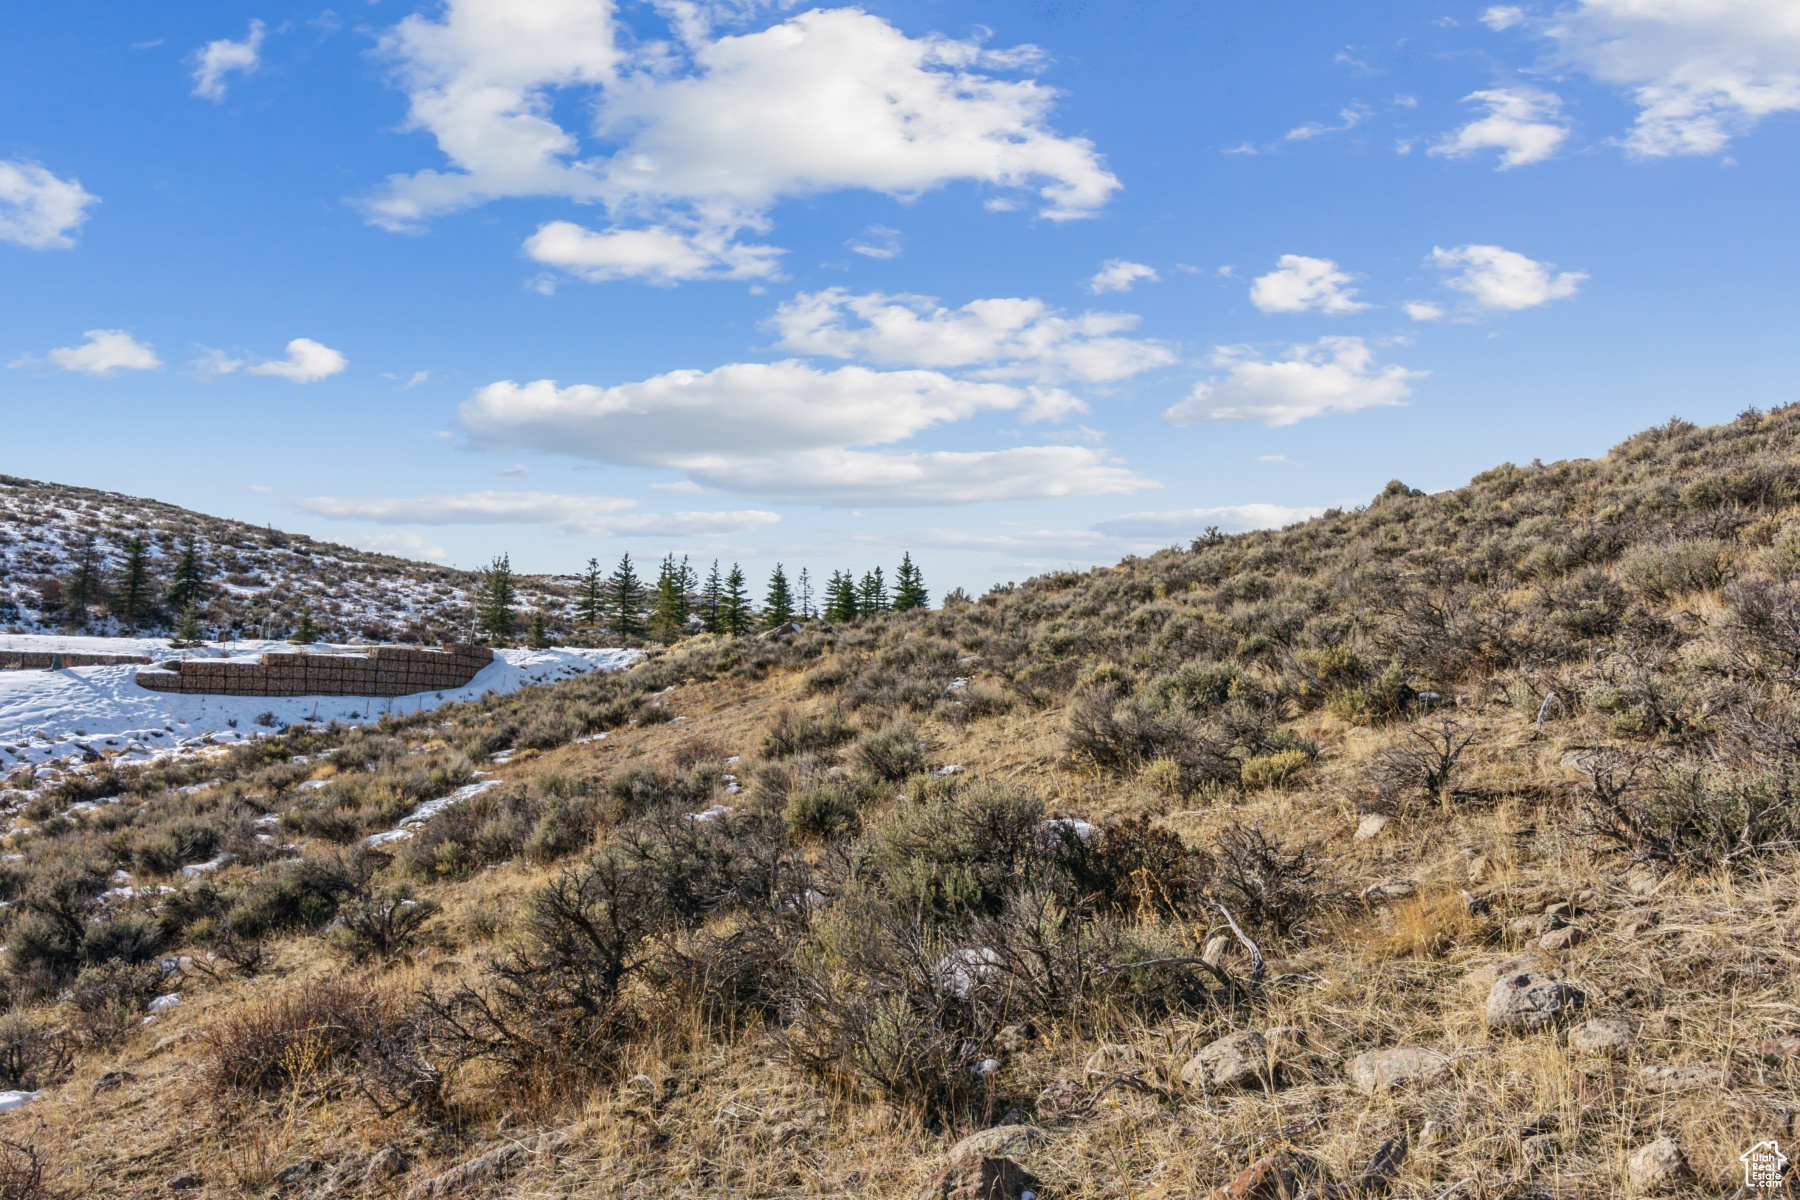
[
  {"left": 248, "top": 338, "right": 348, "bottom": 382},
  {"left": 366, "top": 2, "right": 1117, "bottom": 281},
  {"left": 1430, "top": 88, "right": 1569, "bottom": 168},
  {"left": 1482, "top": 6, "right": 1527, "bottom": 31},
  {"left": 1091, "top": 503, "right": 1326, "bottom": 538},
  {"left": 1286, "top": 104, "right": 1372, "bottom": 141},
  {"left": 351, "top": 531, "right": 451, "bottom": 562},
  {"left": 1163, "top": 337, "right": 1424, "bottom": 427},
  {"left": 769, "top": 289, "right": 1175, "bottom": 384},
  {"left": 1428, "top": 244, "right": 1586, "bottom": 310},
  {"left": 523, "top": 220, "right": 783, "bottom": 283},
  {"left": 1087, "top": 259, "right": 1158, "bottom": 294},
  {"left": 191, "top": 19, "right": 265, "bottom": 101},
  {"left": 299, "top": 489, "right": 778, "bottom": 537},
  {"left": 1403, "top": 300, "right": 1446, "bottom": 322},
  {"left": 457, "top": 360, "right": 1155, "bottom": 505},
  {"left": 14, "top": 330, "right": 162, "bottom": 377},
  {"left": 1249, "top": 255, "right": 1369, "bottom": 314},
  {"left": 1542, "top": 0, "right": 1800, "bottom": 156},
  {"left": 0, "top": 161, "right": 99, "bottom": 249}
]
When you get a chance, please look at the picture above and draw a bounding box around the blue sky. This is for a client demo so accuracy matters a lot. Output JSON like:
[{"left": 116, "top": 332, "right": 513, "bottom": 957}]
[{"left": 3, "top": 1, "right": 1797, "bottom": 595}]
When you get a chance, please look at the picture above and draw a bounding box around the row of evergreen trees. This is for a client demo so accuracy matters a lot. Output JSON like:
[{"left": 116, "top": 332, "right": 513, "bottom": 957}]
[
  {"left": 54, "top": 531, "right": 204, "bottom": 632},
  {"left": 473, "top": 551, "right": 930, "bottom": 646}
]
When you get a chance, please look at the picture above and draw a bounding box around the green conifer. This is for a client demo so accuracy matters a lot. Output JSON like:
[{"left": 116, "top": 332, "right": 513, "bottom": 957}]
[
  {"left": 113, "top": 535, "right": 151, "bottom": 631},
  {"left": 722, "top": 563, "right": 752, "bottom": 635},
  {"left": 824, "top": 570, "right": 859, "bottom": 623},
  {"left": 892, "top": 552, "right": 929, "bottom": 612},
  {"left": 797, "top": 567, "right": 815, "bottom": 619},
  {"left": 701, "top": 560, "right": 724, "bottom": 633},
  {"left": 649, "top": 554, "right": 693, "bottom": 643},
  {"left": 165, "top": 531, "right": 207, "bottom": 616},
  {"left": 290, "top": 608, "right": 319, "bottom": 645},
  {"left": 527, "top": 609, "right": 551, "bottom": 649},
  {"left": 477, "top": 554, "right": 518, "bottom": 644},
  {"left": 606, "top": 553, "right": 646, "bottom": 643},
  {"left": 575, "top": 557, "right": 606, "bottom": 630},
  {"left": 64, "top": 533, "right": 105, "bottom": 627},
  {"left": 172, "top": 603, "right": 204, "bottom": 648},
  {"left": 858, "top": 567, "right": 889, "bottom": 615},
  {"left": 764, "top": 563, "right": 795, "bottom": 629}
]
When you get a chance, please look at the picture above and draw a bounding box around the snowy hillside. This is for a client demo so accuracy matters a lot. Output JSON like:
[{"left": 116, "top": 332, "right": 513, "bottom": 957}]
[
  {"left": 0, "top": 632, "right": 638, "bottom": 777},
  {"left": 0, "top": 474, "right": 576, "bottom": 642}
]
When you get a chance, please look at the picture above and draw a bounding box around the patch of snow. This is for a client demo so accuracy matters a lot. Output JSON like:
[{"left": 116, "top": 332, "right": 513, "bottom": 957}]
[
  {"left": 0, "top": 638, "right": 639, "bottom": 763},
  {"left": 180, "top": 852, "right": 235, "bottom": 877},
  {"left": 0, "top": 1090, "right": 41, "bottom": 1113},
  {"left": 1043, "top": 817, "right": 1099, "bottom": 842},
  {"left": 687, "top": 805, "right": 733, "bottom": 823},
  {"left": 932, "top": 764, "right": 965, "bottom": 777},
  {"left": 933, "top": 947, "right": 1002, "bottom": 999},
  {"left": 147, "top": 992, "right": 181, "bottom": 1014},
  {"left": 364, "top": 778, "right": 503, "bottom": 846}
]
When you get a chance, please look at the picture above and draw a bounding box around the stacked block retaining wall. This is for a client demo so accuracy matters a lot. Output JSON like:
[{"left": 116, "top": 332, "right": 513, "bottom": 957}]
[
  {"left": 136, "top": 644, "right": 494, "bottom": 697},
  {"left": 1, "top": 651, "right": 152, "bottom": 669}
]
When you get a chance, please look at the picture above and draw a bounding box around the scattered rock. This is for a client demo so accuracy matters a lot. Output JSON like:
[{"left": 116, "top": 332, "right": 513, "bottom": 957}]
[
  {"left": 406, "top": 1126, "right": 574, "bottom": 1199},
  {"left": 1354, "top": 813, "right": 1390, "bottom": 841},
  {"left": 1180, "top": 1030, "right": 1270, "bottom": 1090},
  {"left": 1349, "top": 1047, "right": 1451, "bottom": 1094},
  {"left": 1753, "top": 1035, "right": 1800, "bottom": 1061},
  {"left": 169, "top": 1175, "right": 202, "bottom": 1192},
  {"left": 1486, "top": 971, "right": 1586, "bottom": 1032},
  {"left": 1640, "top": 1064, "right": 1725, "bottom": 1092},
  {"left": 1626, "top": 1137, "right": 1690, "bottom": 1192},
  {"left": 150, "top": 1031, "right": 190, "bottom": 1055},
  {"left": 1625, "top": 864, "right": 1663, "bottom": 897},
  {"left": 1461, "top": 956, "right": 1538, "bottom": 993},
  {"left": 1467, "top": 855, "right": 1496, "bottom": 885},
  {"left": 1613, "top": 909, "right": 1659, "bottom": 940},
  {"left": 948, "top": 1126, "right": 1046, "bottom": 1163},
  {"left": 1205, "top": 1149, "right": 1323, "bottom": 1200},
  {"left": 996, "top": 1024, "right": 1035, "bottom": 1055},
  {"left": 92, "top": 1070, "right": 136, "bottom": 1095},
  {"left": 275, "top": 1159, "right": 320, "bottom": 1186},
  {"left": 1538, "top": 925, "right": 1586, "bottom": 952},
  {"left": 1520, "top": 1134, "right": 1560, "bottom": 1165},
  {"left": 1361, "top": 878, "right": 1418, "bottom": 904},
  {"left": 921, "top": 1156, "right": 1041, "bottom": 1200},
  {"left": 366, "top": 1146, "right": 410, "bottom": 1180},
  {"left": 1568, "top": 1018, "right": 1637, "bottom": 1056},
  {"left": 1083, "top": 1043, "right": 1142, "bottom": 1080},
  {"left": 1033, "top": 1077, "right": 1084, "bottom": 1119}
]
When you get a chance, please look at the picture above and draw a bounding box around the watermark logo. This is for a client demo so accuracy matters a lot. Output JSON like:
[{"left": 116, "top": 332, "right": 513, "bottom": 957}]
[{"left": 1742, "top": 1140, "right": 1789, "bottom": 1189}]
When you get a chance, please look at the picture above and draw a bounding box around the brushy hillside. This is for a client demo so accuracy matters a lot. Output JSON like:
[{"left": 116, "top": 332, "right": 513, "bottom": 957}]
[
  {"left": 0, "top": 475, "right": 572, "bottom": 643},
  {"left": 5, "top": 408, "right": 1800, "bottom": 1199}
]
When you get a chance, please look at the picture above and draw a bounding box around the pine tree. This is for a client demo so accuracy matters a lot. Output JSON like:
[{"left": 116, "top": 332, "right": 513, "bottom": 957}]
[
  {"left": 892, "top": 552, "right": 929, "bottom": 612},
  {"left": 722, "top": 563, "right": 752, "bottom": 636},
  {"left": 797, "top": 567, "right": 815, "bottom": 619},
  {"left": 64, "top": 533, "right": 105, "bottom": 627},
  {"left": 649, "top": 554, "right": 692, "bottom": 643},
  {"left": 701, "top": 560, "right": 724, "bottom": 634},
  {"left": 527, "top": 609, "right": 551, "bottom": 649},
  {"left": 824, "top": 570, "right": 859, "bottom": 623},
  {"left": 113, "top": 535, "right": 151, "bottom": 631},
  {"left": 165, "top": 532, "right": 207, "bottom": 617},
  {"left": 858, "top": 567, "right": 889, "bottom": 615},
  {"left": 477, "top": 554, "right": 518, "bottom": 644},
  {"left": 172, "top": 603, "right": 203, "bottom": 648},
  {"left": 764, "top": 564, "right": 795, "bottom": 629},
  {"left": 575, "top": 557, "right": 606, "bottom": 630},
  {"left": 606, "top": 553, "right": 646, "bottom": 643},
  {"left": 290, "top": 608, "right": 319, "bottom": 645}
]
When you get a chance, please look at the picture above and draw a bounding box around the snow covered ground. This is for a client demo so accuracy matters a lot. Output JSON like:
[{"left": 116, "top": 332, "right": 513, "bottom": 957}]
[{"left": 0, "top": 633, "right": 638, "bottom": 772}]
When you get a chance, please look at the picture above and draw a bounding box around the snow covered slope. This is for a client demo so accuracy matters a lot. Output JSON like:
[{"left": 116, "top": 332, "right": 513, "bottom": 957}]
[{"left": 0, "top": 633, "right": 638, "bottom": 774}]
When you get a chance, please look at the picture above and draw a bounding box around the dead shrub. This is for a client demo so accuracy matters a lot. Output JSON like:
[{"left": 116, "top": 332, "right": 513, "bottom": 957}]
[
  {"left": 203, "top": 977, "right": 391, "bottom": 1095},
  {"left": 0, "top": 1139, "right": 61, "bottom": 1200},
  {"left": 328, "top": 885, "right": 440, "bottom": 965},
  {"left": 762, "top": 709, "right": 855, "bottom": 759},
  {"left": 0, "top": 1015, "right": 71, "bottom": 1092},
  {"left": 1209, "top": 824, "right": 1331, "bottom": 941},
  {"left": 1052, "top": 814, "right": 1209, "bottom": 919}
]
